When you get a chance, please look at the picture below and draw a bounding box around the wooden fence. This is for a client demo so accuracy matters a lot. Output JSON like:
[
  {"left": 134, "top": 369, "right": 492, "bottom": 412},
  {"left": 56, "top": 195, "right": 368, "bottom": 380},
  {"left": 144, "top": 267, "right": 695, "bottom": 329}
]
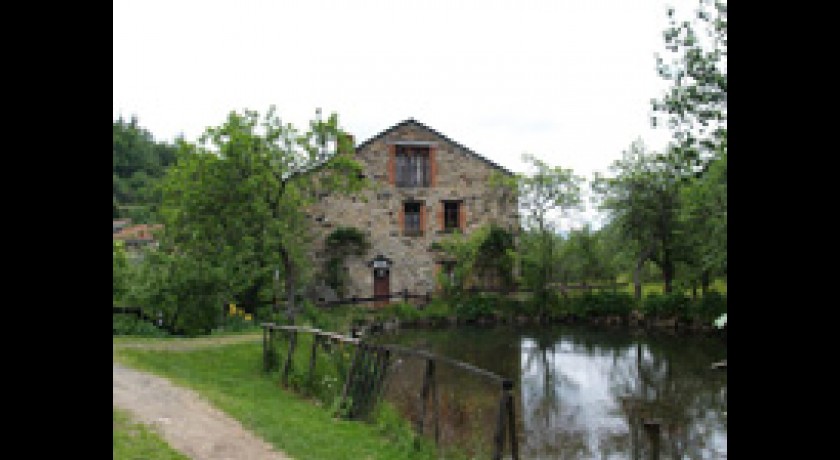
[
  {"left": 261, "top": 323, "right": 519, "bottom": 460},
  {"left": 316, "top": 290, "right": 433, "bottom": 307}
]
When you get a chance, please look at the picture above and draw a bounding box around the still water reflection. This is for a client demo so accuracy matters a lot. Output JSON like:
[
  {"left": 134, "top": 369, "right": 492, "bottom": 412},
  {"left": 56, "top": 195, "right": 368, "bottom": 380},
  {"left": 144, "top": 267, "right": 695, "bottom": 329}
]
[{"left": 373, "top": 324, "right": 726, "bottom": 459}]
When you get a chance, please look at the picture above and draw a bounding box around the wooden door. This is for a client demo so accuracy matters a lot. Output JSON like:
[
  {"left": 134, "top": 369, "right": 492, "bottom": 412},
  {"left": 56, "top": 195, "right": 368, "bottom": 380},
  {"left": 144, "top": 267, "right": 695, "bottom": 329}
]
[{"left": 373, "top": 268, "right": 390, "bottom": 307}]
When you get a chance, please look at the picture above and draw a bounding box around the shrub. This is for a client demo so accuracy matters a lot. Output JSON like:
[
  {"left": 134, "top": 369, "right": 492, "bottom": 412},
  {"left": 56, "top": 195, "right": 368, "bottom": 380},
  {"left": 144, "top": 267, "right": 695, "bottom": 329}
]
[
  {"left": 643, "top": 292, "right": 691, "bottom": 319},
  {"left": 126, "top": 251, "right": 227, "bottom": 336},
  {"left": 690, "top": 291, "right": 727, "bottom": 322},
  {"left": 212, "top": 304, "right": 258, "bottom": 334},
  {"left": 419, "top": 300, "right": 453, "bottom": 320},
  {"left": 454, "top": 296, "right": 494, "bottom": 321},
  {"left": 113, "top": 314, "right": 169, "bottom": 337},
  {"left": 591, "top": 291, "right": 635, "bottom": 317}
]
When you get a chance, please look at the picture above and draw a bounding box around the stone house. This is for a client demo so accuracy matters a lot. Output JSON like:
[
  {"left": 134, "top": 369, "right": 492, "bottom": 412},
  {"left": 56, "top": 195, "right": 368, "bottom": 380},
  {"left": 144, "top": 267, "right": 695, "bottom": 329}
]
[{"left": 306, "top": 119, "right": 520, "bottom": 302}]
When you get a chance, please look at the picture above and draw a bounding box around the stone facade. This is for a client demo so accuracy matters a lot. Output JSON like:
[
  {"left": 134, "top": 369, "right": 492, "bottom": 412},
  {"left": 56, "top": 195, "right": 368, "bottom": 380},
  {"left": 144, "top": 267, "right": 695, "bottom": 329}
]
[{"left": 306, "top": 119, "right": 520, "bottom": 300}]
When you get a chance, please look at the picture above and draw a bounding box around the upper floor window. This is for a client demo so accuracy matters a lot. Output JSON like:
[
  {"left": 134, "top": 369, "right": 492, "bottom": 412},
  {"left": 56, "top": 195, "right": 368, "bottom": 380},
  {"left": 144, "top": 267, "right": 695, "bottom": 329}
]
[
  {"left": 403, "top": 202, "right": 424, "bottom": 236},
  {"left": 395, "top": 146, "right": 430, "bottom": 187}
]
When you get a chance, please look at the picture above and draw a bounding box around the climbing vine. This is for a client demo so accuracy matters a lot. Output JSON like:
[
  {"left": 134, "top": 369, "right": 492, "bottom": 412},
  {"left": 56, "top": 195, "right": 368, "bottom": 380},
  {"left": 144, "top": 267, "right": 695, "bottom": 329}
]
[{"left": 323, "top": 227, "right": 369, "bottom": 298}]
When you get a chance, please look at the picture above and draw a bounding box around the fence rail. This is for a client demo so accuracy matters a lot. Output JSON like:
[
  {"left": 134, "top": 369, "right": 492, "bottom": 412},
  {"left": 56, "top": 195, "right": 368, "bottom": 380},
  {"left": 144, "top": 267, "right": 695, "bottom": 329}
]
[
  {"left": 261, "top": 323, "right": 519, "bottom": 460},
  {"left": 316, "top": 290, "right": 433, "bottom": 307}
]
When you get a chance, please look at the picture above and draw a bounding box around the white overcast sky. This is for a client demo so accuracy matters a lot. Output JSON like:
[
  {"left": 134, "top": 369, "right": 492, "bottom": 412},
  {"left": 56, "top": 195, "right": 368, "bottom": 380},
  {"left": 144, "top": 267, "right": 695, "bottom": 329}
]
[{"left": 114, "top": 0, "right": 699, "bottom": 230}]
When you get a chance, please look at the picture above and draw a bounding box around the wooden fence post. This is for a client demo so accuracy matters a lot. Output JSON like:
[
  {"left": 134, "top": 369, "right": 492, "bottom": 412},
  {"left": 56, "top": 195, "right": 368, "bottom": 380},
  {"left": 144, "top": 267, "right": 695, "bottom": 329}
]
[
  {"left": 493, "top": 379, "right": 517, "bottom": 460},
  {"left": 505, "top": 379, "right": 519, "bottom": 460},
  {"left": 493, "top": 382, "right": 507, "bottom": 460},
  {"left": 417, "top": 358, "right": 436, "bottom": 437},
  {"left": 308, "top": 333, "right": 319, "bottom": 389},
  {"left": 643, "top": 419, "right": 661, "bottom": 460},
  {"left": 337, "top": 342, "right": 363, "bottom": 418},
  {"left": 372, "top": 348, "right": 391, "bottom": 402},
  {"left": 282, "top": 328, "right": 297, "bottom": 386},
  {"left": 262, "top": 324, "right": 269, "bottom": 372}
]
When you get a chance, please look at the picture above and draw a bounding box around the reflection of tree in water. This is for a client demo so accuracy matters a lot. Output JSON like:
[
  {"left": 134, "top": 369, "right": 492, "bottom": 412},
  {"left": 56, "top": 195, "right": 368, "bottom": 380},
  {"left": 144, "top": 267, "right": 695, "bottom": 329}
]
[
  {"left": 609, "top": 336, "right": 727, "bottom": 459},
  {"left": 376, "top": 325, "right": 725, "bottom": 459},
  {"left": 375, "top": 333, "right": 512, "bottom": 457},
  {"left": 520, "top": 330, "right": 599, "bottom": 459},
  {"left": 521, "top": 327, "right": 726, "bottom": 459}
]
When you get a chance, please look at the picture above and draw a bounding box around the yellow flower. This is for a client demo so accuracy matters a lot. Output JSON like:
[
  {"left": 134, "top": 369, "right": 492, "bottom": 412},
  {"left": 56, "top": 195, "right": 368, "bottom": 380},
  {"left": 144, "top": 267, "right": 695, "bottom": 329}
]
[
  {"left": 244, "top": 313, "right": 253, "bottom": 321},
  {"left": 229, "top": 304, "right": 237, "bottom": 315}
]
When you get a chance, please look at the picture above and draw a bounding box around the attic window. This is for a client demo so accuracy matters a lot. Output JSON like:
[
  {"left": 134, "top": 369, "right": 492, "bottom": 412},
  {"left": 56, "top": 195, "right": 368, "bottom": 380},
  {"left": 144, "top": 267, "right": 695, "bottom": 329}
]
[{"left": 395, "top": 146, "right": 430, "bottom": 187}]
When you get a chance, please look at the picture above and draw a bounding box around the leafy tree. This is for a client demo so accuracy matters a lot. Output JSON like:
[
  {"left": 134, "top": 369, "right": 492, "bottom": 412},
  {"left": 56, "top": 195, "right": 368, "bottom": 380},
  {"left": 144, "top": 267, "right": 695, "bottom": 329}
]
[
  {"left": 474, "top": 225, "right": 517, "bottom": 292},
  {"left": 495, "top": 154, "right": 583, "bottom": 314},
  {"left": 125, "top": 250, "right": 226, "bottom": 336},
  {"left": 113, "top": 116, "right": 179, "bottom": 222},
  {"left": 651, "top": 0, "right": 727, "bottom": 174},
  {"left": 559, "top": 224, "right": 618, "bottom": 286},
  {"left": 677, "top": 146, "right": 726, "bottom": 295},
  {"left": 592, "top": 140, "right": 686, "bottom": 297},
  {"left": 435, "top": 224, "right": 517, "bottom": 296},
  {"left": 159, "top": 107, "right": 365, "bottom": 323},
  {"left": 113, "top": 240, "right": 129, "bottom": 302},
  {"left": 650, "top": 0, "right": 727, "bottom": 292}
]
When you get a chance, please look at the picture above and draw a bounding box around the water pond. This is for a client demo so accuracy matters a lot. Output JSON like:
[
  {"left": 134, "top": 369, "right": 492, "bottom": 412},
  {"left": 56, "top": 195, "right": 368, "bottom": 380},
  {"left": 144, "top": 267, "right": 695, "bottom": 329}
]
[{"left": 372, "top": 324, "right": 727, "bottom": 459}]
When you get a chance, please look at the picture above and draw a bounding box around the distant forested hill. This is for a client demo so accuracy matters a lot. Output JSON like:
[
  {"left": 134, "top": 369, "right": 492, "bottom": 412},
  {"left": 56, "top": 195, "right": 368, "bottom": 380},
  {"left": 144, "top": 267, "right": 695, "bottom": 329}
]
[{"left": 113, "top": 116, "right": 179, "bottom": 223}]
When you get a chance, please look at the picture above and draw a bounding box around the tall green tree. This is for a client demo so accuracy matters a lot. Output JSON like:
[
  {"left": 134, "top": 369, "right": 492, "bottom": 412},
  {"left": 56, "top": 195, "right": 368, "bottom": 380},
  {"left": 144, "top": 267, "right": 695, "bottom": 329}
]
[
  {"left": 651, "top": 0, "right": 727, "bottom": 290},
  {"left": 496, "top": 154, "right": 583, "bottom": 314},
  {"left": 559, "top": 224, "right": 618, "bottom": 286},
  {"left": 592, "top": 140, "right": 685, "bottom": 297},
  {"left": 678, "top": 146, "right": 727, "bottom": 294},
  {"left": 159, "top": 107, "right": 365, "bottom": 323},
  {"left": 651, "top": 0, "right": 727, "bottom": 173}
]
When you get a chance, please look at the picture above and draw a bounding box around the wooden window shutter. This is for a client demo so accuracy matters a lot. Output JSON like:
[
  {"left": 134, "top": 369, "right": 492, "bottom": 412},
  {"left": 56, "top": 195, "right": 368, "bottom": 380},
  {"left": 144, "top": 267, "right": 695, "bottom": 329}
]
[
  {"left": 398, "top": 205, "right": 404, "bottom": 236},
  {"left": 437, "top": 202, "right": 444, "bottom": 231},
  {"left": 459, "top": 201, "right": 467, "bottom": 232},
  {"left": 419, "top": 202, "right": 426, "bottom": 236},
  {"left": 388, "top": 145, "right": 396, "bottom": 185},
  {"left": 429, "top": 146, "right": 437, "bottom": 187}
]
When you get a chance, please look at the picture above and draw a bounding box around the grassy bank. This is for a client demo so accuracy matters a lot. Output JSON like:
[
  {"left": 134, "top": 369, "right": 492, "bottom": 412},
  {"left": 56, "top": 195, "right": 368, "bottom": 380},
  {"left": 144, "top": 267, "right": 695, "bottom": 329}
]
[
  {"left": 114, "top": 341, "right": 439, "bottom": 460},
  {"left": 113, "top": 407, "right": 188, "bottom": 460}
]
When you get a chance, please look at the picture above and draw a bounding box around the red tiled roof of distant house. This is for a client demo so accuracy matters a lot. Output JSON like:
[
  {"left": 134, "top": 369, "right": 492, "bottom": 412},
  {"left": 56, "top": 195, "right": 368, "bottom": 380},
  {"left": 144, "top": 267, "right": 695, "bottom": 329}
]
[{"left": 114, "top": 224, "right": 164, "bottom": 241}]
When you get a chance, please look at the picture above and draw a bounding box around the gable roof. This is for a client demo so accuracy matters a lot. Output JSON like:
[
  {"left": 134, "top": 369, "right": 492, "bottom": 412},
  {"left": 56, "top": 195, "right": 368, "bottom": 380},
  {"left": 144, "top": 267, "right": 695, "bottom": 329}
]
[{"left": 355, "top": 118, "right": 515, "bottom": 176}]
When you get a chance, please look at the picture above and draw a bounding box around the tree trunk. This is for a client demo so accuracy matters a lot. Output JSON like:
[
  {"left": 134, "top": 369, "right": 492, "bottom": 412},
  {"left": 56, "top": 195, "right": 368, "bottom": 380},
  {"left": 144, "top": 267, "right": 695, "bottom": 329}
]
[
  {"left": 279, "top": 243, "right": 296, "bottom": 324},
  {"left": 662, "top": 252, "right": 674, "bottom": 295},
  {"left": 633, "top": 256, "right": 645, "bottom": 301},
  {"left": 634, "top": 246, "right": 654, "bottom": 300},
  {"left": 701, "top": 270, "right": 710, "bottom": 296},
  {"left": 662, "top": 266, "right": 674, "bottom": 295}
]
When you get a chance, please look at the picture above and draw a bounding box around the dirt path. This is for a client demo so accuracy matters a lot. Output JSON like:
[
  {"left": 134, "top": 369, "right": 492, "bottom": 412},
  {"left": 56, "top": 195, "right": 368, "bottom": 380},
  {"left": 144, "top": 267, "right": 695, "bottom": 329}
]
[
  {"left": 113, "top": 333, "right": 263, "bottom": 351},
  {"left": 113, "top": 335, "right": 291, "bottom": 460}
]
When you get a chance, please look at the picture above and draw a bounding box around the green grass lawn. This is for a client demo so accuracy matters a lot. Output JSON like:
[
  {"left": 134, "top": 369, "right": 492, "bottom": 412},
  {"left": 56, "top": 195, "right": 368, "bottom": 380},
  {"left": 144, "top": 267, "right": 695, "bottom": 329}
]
[
  {"left": 114, "top": 341, "right": 439, "bottom": 460},
  {"left": 612, "top": 276, "right": 727, "bottom": 297},
  {"left": 113, "top": 407, "right": 188, "bottom": 460}
]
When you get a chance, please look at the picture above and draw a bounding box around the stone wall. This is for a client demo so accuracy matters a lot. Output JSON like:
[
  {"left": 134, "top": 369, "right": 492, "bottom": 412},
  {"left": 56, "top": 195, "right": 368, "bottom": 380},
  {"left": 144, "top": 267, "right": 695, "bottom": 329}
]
[{"left": 306, "top": 120, "right": 520, "bottom": 300}]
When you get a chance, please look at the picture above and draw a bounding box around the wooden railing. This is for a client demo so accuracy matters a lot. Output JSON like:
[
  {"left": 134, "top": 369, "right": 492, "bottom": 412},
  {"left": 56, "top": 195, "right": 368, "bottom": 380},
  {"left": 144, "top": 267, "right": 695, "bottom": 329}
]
[
  {"left": 261, "top": 323, "right": 519, "bottom": 460},
  {"left": 316, "top": 290, "right": 433, "bottom": 307}
]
